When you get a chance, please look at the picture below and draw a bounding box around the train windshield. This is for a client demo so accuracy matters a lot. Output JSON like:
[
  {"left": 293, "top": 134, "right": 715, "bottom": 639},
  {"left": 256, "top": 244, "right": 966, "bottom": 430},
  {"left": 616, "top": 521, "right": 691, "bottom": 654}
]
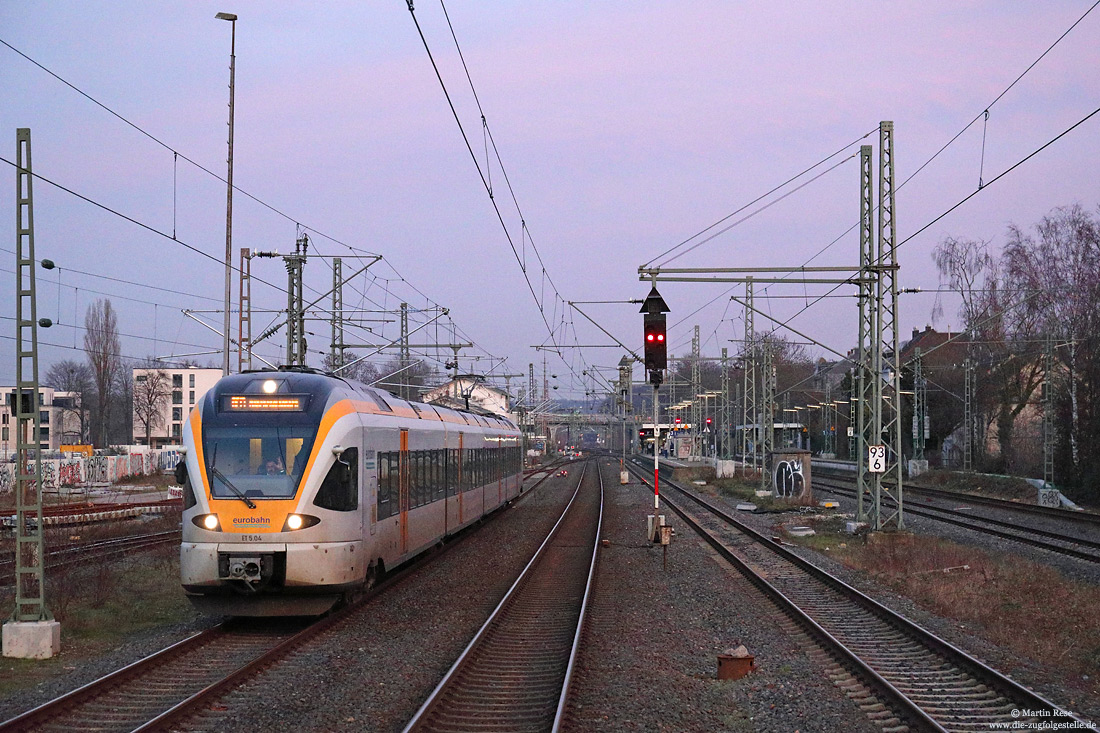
[{"left": 202, "top": 425, "right": 316, "bottom": 500}]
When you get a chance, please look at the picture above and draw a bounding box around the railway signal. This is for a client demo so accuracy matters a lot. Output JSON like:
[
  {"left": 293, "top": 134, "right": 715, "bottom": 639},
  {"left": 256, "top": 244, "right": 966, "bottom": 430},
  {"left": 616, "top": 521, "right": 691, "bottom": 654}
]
[
  {"left": 643, "top": 314, "right": 667, "bottom": 373},
  {"left": 640, "top": 285, "right": 670, "bottom": 384},
  {"left": 640, "top": 283, "right": 670, "bottom": 544}
]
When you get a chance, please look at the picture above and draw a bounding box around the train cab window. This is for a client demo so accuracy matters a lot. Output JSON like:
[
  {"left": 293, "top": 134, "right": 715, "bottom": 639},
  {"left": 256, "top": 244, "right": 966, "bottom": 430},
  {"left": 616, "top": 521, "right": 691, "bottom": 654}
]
[
  {"left": 203, "top": 425, "right": 315, "bottom": 500},
  {"left": 315, "top": 447, "right": 358, "bottom": 512}
]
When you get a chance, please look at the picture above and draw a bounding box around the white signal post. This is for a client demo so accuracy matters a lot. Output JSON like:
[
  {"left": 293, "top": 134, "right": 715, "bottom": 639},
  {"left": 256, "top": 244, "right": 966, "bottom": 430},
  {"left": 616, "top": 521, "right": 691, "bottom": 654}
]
[{"left": 646, "top": 387, "right": 655, "bottom": 512}]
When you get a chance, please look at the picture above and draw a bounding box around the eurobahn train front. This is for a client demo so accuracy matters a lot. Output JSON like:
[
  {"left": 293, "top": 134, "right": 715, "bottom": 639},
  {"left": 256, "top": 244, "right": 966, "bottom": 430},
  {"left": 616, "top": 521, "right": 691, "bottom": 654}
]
[{"left": 178, "top": 369, "right": 365, "bottom": 616}]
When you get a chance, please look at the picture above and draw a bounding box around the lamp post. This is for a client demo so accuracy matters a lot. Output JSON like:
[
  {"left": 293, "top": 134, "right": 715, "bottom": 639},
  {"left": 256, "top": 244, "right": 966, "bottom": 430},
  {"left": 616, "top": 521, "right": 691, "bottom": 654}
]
[{"left": 216, "top": 11, "right": 237, "bottom": 377}]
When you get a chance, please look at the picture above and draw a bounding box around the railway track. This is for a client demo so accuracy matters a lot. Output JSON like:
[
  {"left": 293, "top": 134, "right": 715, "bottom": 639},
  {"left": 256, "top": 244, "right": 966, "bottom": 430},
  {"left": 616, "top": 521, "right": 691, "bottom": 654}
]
[
  {"left": 0, "top": 459, "right": 570, "bottom": 732},
  {"left": 0, "top": 530, "right": 181, "bottom": 586},
  {"left": 403, "top": 458, "right": 603, "bottom": 732},
  {"left": 814, "top": 477, "right": 1100, "bottom": 564},
  {"left": 627, "top": 459, "right": 1088, "bottom": 732},
  {"left": 814, "top": 464, "right": 1100, "bottom": 528},
  {"left": 0, "top": 619, "right": 313, "bottom": 733}
]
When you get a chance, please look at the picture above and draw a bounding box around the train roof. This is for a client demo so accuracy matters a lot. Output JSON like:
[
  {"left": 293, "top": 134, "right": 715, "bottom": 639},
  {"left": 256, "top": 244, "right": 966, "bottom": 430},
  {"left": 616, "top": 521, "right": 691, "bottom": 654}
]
[{"left": 235, "top": 366, "right": 518, "bottom": 431}]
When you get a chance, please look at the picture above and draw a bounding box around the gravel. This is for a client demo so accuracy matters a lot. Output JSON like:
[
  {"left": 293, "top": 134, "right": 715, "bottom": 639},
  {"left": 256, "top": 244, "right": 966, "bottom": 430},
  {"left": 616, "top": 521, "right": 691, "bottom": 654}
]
[
  {"left": 179, "top": 470, "right": 581, "bottom": 733},
  {"left": 15, "top": 458, "right": 1082, "bottom": 731},
  {"left": 0, "top": 609, "right": 215, "bottom": 721},
  {"left": 562, "top": 464, "right": 879, "bottom": 733},
  {"left": 700, "top": 474, "right": 1100, "bottom": 725}
]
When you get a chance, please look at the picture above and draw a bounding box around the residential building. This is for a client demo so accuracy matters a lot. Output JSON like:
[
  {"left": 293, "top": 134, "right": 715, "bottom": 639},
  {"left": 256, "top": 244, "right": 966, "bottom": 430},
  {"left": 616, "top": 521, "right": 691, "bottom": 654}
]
[
  {"left": 132, "top": 367, "right": 221, "bottom": 447},
  {"left": 1, "top": 387, "right": 86, "bottom": 455},
  {"left": 423, "top": 376, "right": 513, "bottom": 420}
]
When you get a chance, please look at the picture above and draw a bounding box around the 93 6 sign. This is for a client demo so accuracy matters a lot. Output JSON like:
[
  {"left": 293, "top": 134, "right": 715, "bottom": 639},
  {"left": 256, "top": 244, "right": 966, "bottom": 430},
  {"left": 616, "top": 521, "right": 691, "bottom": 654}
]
[{"left": 868, "top": 444, "right": 887, "bottom": 473}]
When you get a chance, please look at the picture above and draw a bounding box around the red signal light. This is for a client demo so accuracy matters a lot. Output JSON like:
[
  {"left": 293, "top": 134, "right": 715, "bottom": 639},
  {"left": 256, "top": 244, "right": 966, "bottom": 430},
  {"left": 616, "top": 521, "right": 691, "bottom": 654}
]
[{"left": 647, "top": 334, "right": 655, "bottom": 342}]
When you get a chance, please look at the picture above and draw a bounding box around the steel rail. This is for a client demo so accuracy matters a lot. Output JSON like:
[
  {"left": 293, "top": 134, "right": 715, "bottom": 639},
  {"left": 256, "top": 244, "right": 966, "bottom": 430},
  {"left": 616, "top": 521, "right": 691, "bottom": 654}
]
[
  {"left": 142, "top": 467, "right": 563, "bottom": 732},
  {"left": 0, "top": 624, "right": 234, "bottom": 732},
  {"left": 629, "top": 459, "right": 1088, "bottom": 730},
  {"left": 816, "top": 479, "right": 1100, "bottom": 564},
  {"left": 2, "top": 470, "right": 554, "bottom": 732},
  {"left": 552, "top": 460, "right": 604, "bottom": 733},
  {"left": 404, "top": 459, "right": 602, "bottom": 732},
  {"left": 624, "top": 461, "right": 942, "bottom": 732},
  {"left": 0, "top": 531, "right": 181, "bottom": 586},
  {"left": 814, "top": 463, "right": 1100, "bottom": 527}
]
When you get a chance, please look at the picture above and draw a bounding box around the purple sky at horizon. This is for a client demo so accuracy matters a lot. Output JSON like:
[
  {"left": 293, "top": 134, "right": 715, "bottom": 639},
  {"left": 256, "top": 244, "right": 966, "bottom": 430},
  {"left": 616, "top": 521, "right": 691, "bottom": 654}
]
[{"left": 2, "top": 1, "right": 1098, "bottom": 399}]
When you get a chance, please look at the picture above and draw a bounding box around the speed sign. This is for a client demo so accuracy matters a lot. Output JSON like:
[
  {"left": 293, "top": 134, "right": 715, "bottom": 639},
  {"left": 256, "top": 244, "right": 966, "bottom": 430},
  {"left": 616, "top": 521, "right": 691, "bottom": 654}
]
[{"left": 868, "top": 444, "right": 887, "bottom": 473}]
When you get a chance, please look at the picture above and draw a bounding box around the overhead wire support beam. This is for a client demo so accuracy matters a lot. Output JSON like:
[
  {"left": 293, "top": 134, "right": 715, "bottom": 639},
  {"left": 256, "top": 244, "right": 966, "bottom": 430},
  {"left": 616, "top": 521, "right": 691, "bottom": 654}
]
[
  {"left": 567, "top": 301, "right": 644, "bottom": 364},
  {"left": 332, "top": 309, "right": 450, "bottom": 375},
  {"left": 639, "top": 266, "right": 862, "bottom": 275},
  {"left": 638, "top": 276, "right": 865, "bottom": 285}
]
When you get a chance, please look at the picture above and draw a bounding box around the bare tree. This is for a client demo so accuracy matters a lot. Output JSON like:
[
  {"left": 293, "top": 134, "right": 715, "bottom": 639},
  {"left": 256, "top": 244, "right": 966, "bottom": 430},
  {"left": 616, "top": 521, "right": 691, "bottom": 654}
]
[
  {"left": 132, "top": 361, "right": 172, "bottom": 447},
  {"left": 934, "top": 231, "right": 1050, "bottom": 473},
  {"left": 1002, "top": 204, "right": 1100, "bottom": 486},
  {"left": 44, "top": 360, "right": 93, "bottom": 443},
  {"left": 84, "top": 299, "right": 122, "bottom": 448},
  {"left": 322, "top": 351, "right": 382, "bottom": 384}
]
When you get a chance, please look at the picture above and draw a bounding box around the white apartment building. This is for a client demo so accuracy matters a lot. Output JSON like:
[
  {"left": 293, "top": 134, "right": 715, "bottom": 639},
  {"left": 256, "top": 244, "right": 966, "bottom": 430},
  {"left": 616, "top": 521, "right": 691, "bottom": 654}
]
[
  {"left": 132, "top": 367, "right": 221, "bottom": 447},
  {"left": 1, "top": 387, "right": 85, "bottom": 455},
  {"left": 422, "top": 376, "right": 513, "bottom": 420}
]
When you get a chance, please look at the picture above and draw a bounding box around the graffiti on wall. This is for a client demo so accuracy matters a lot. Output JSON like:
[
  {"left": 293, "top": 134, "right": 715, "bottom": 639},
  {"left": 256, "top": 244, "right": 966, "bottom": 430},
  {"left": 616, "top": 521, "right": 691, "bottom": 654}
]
[
  {"left": 159, "top": 451, "right": 181, "bottom": 471},
  {"left": 59, "top": 460, "right": 83, "bottom": 486},
  {"left": 0, "top": 449, "right": 178, "bottom": 493},
  {"left": 773, "top": 459, "right": 805, "bottom": 498},
  {"left": 39, "top": 461, "right": 57, "bottom": 490}
]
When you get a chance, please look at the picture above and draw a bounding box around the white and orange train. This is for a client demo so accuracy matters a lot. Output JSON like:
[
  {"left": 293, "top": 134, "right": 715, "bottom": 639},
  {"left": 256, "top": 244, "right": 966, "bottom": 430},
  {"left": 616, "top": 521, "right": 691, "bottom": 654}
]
[{"left": 177, "top": 367, "right": 523, "bottom": 616}]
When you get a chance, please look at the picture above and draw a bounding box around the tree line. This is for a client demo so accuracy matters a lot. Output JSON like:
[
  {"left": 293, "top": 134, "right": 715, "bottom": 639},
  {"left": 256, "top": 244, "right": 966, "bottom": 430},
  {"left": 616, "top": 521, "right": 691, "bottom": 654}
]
[{"left": 933, "top": 203, "right": 1100, "bottom": 498}]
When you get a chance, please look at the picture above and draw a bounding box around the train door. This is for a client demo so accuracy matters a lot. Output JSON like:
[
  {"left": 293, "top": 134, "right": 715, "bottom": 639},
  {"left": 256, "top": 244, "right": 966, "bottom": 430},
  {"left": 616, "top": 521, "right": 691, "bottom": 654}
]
[{"left": 399, "top": 428, "right": 409, "bottom": 554}]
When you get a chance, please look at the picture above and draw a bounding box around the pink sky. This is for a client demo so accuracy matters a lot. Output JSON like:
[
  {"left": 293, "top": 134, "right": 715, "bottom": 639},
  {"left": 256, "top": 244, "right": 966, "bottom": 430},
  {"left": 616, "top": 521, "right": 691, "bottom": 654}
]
[{"left": 1, "top": 1, "right": 1097, "bottom": 398}]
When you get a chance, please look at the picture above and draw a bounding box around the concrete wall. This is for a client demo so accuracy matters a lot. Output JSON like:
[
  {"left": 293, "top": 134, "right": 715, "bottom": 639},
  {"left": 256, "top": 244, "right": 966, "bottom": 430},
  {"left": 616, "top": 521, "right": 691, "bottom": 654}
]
[{"left": 0, "top": 447, "right": 181, "bottom": 492}]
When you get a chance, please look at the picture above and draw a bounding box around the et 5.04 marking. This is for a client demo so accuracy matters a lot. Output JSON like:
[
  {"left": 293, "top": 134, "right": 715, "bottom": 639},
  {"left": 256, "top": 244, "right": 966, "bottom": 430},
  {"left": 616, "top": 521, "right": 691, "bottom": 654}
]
[{"left": 239, "top": 534, "right": 264, "bottom": 542}]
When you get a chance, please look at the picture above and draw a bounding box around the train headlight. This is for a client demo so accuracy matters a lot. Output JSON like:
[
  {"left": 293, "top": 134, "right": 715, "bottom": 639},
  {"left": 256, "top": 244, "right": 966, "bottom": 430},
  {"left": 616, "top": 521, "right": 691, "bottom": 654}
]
[
  {"left": 281, "top": 514, "right": 320, "bottom": 532},
  {"left": 191, "top": 514, "right": 221, "bottom": 531}
]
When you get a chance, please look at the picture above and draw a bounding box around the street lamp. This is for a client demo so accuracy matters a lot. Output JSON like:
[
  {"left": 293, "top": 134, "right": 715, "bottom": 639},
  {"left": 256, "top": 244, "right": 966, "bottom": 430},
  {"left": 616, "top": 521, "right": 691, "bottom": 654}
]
[{"left": 216, "top": 11, "right": 238, "bottom": 376}]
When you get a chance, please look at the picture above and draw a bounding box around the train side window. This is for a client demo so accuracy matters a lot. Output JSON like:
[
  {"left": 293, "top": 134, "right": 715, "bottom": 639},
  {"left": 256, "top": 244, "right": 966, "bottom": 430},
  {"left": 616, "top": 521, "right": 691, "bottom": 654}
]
[
  {"left": 417, "top": 451, "right": 428, "bottom": 507},
  {"left": 415, "top": 451, "right": 427, "bottom": 507},
  {"left": 315, "top": 447, "right": 358, "bottom": 512},
  {"left": 419, "top": 451, "right": 429, "bottom": 506},
  {"left": 464, "top": 447, "right": 471, "bottom": 492},
  {"left": 409, "top": 451, "right": 420, "bottom": 508},
  {"left": 378, "top": 451, "right": 394, "bottom": 519},
  {"left": 434, "top": 449, "right": 441, "bottom": 500},
  {"left": 445, "top": 449, "right": 455, "bottom": 497},
  {"left": 175, "top": 460, "right": 197, "bottom": 510}
]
